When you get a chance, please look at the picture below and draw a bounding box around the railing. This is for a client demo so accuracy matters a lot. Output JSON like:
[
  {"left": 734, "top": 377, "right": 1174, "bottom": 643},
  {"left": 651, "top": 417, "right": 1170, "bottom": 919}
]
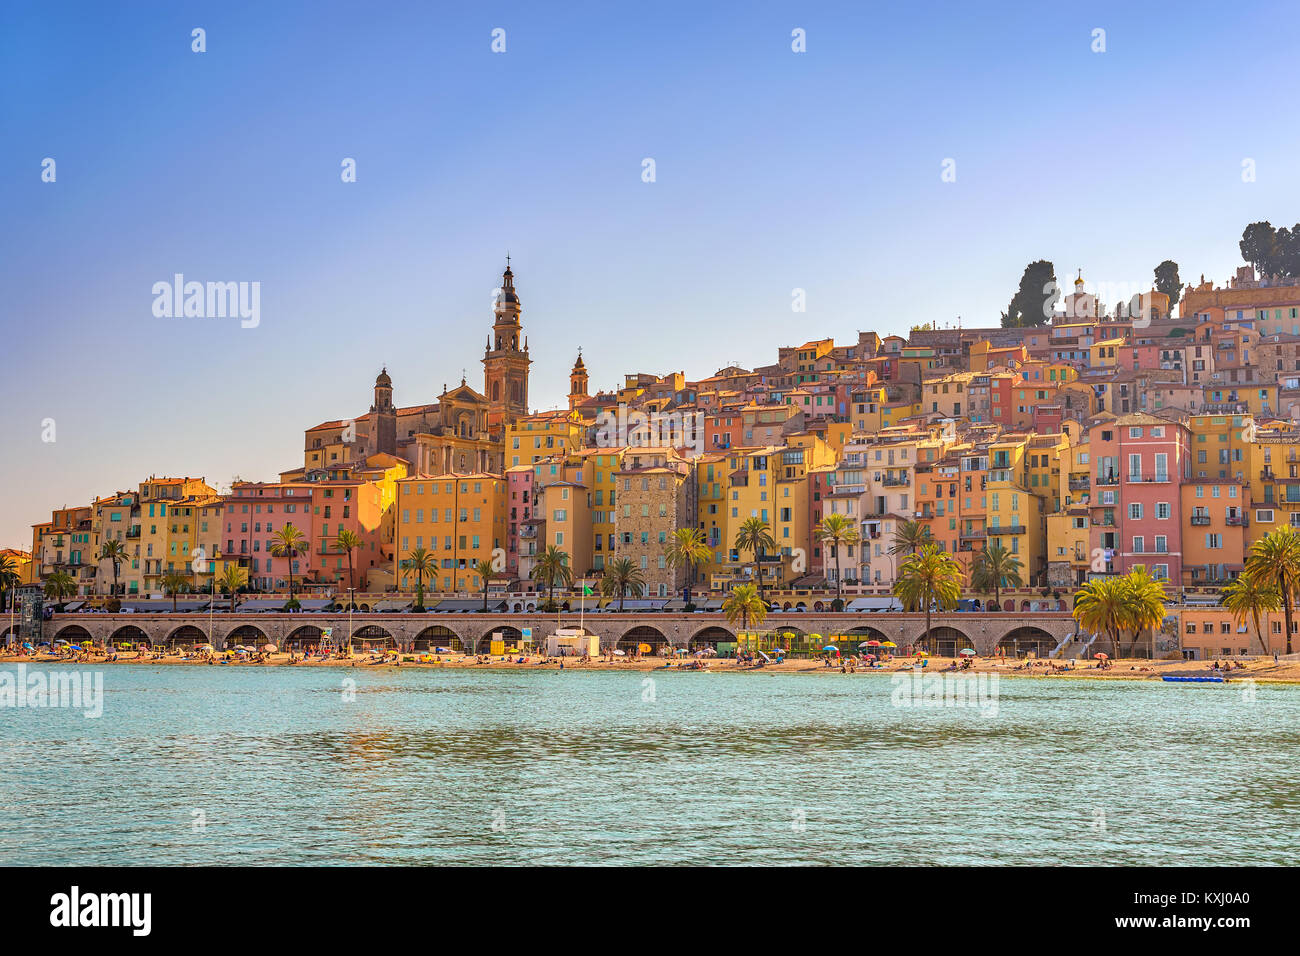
[
  {"left": 1096, "top": 475, "right": 1119, "bottom": 486},
  {"left": 882, "top": 475, "right": 908, "bottom": 486},
  {"left": 1127, "top": 474, "right": 1170, "bottom": 483},
  {"left": 991, "top": 524, "right": 1027, "bottom": 535},
  {"left": 1226, "top": 515, "right": 1249, "bottom": 527},
  {"left": 959, "top": 528, "right": 986, "bottom": 539},
  {"left": 1190, "top": 515, "right": 1211, "bottom": 526},
  {"left": 1068, "top": 477, "right": 1090, "bottom": 490}
]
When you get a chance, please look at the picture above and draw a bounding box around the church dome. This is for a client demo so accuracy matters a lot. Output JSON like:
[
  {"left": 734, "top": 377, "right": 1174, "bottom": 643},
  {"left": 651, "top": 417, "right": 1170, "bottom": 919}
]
[{"left": 376, "top": 367, "right": 392, "bottom": 387}]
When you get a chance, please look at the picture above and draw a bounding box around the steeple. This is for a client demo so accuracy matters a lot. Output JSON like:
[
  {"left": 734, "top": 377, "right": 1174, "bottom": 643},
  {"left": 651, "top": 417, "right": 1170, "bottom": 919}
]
[
  {"left": 569, "top": 348, "right": 589, "bottom": 411},
  {"left": 482, "top": 259, "right": 532, "bottom": 424}
]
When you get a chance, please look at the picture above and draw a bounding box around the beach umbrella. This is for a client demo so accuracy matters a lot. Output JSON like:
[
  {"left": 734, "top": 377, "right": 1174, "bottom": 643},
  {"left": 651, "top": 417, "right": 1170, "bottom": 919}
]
[
  {"left": 858, "top": 640, "right": 879, "bottom": 648},
  {"left": 959, "top": 648, "right": 977, "bottom": 657},
  {"left": 865, "top": 653, "right": 877, "bottom": 660},
  {"left": 638, "top": 643, "right": 652, "bottom": 653},
  {"left": 260, "top": 644, "right": 277, "bottom": 653},
  {"left": 1094, "top": 653, "right": 1109, "bottom": 660},
  {"left": 22, "top": 642, "right": 32, "bottom": 649},
  {"left": 880, "top": 641, "right": 897, "bottom": 648},
  {"left": 917, "top": 651, "right": 929, "bottom": 657},
  {"left": 823, "top": 644, "right": 838, "bottom": 652}
]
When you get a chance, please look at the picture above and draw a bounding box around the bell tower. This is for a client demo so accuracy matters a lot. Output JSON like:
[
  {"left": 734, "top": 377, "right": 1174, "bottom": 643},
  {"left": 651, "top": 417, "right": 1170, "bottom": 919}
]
[
  {"left": 370, "top": 366, "right": 397, "bottom": 457},
  {"left": 568, "top": 350, "right": 589, "bottom": 411},
  {"left": 482, "top": 258, "right": 531, "bottom": 425}
]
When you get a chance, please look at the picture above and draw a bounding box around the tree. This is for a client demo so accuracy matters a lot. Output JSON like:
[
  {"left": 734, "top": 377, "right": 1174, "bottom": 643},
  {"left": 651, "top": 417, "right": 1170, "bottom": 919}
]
[
  {"left": 892, "top": 543, "right": 963, "bottom": 652},
  {"left": 98, "top": 539, "right": 129, "bottom": 597},
  {"left": 970, "top": 542, "right": 1023, "bottom": 610},
  {"left": 217, "top": 564, "right": 249, "bottom": 614},
  {"left": 1222, "top": 572, "right": 1280, "bottom": 656},
  {"left": 474, "top": 559, "right": 497, "bottom": 612},
  {"left": 601, "top": 557, "right": 645, "bottom": 612},
  {"left": 1072, "top": 577, "right": 1126, "bottom": 657},
  {"left": 1244, "top": 527, "right": 1300, "bottom": 654},
  {"left": 403, "top": 546, "right": 437, "bottom": 611},
  {"left": 888, "top": 519, "right": 932, "bottom": 557},
  {"left": 816, "top": 513, "right": 860, "bottom": 605},
  {"left": 269, "top": 524, "right": 308, "bottom": 604},
  {"left": 1118, "top": 567, "right": 1167, "bottom": 658},
  {"left": 733, "top": 517, "right": 776, "bottom": 601},
  {"left": 663, "top": 527, "right": 713, "bottom": 598},
  {"left": 1240, "top": 221, "right": 1280, "bottom": 277},
  {"left": 160, "top": 570, "right": 189, "bottom": 612},
  {"left": 722, "top": 582, "right": 767, "bottom": 633},
  {"left": 1154, "top": 260, "right": 1181, "bottom": 314},
  {"left": 530, "top": 545, "right": 572, "bottom": 607},
  {"left": 43, "top": 570, "right": 76, "bottom": 603},
  {"left": 335, "top": 529, "right": 362, "bottom": 599},
  {"left": 1001, "top": 260, "right": 1058, "bottom": 328},
  {"left": 0, "top": 555, "right": 20, "bottom": 613}
]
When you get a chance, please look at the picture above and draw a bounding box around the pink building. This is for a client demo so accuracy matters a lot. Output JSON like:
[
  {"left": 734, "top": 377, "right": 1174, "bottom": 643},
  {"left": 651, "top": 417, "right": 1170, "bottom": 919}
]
[
  {"left": 1087, "top": 413, "right": 1191, "bottom": 585},
  {"left": 222, "top": 482, "right": 317, "bottom": 592},
  {"left": 505, "top": 464, "right": 534, "bottom": 576}
]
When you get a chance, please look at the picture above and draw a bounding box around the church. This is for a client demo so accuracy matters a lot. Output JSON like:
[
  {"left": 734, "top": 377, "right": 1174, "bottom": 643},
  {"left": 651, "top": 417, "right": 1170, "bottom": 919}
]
[{"left": 302, "top": 262, "right": 533, "bottom": 476}]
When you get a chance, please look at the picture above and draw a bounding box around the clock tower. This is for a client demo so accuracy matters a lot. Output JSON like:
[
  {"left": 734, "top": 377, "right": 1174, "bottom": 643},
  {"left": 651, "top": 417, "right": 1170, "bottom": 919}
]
[{"left": 482, "top": 259, "right": 531, "bottom": 428}]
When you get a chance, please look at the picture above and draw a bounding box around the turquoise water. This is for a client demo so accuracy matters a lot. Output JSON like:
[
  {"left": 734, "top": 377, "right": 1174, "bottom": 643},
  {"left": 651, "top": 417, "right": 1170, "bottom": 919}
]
[{"left": 1, "top": 665, "right": 1297, "bottom": 865}]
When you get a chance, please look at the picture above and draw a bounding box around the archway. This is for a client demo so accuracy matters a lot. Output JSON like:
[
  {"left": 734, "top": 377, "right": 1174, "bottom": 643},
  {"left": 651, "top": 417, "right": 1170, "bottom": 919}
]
[
  {"left": 110, "top": 625, "right": 151, "bottom": 648},
  {"left": 166, "top": 624, "right": 208, "bottom": 648},
  {"left": 619, "top": 625, "right": 670, "bottom": 656},
  {"left": 353, "top": 624, "right": 394, "bottom": 650},
  {"left": 226, "top": 624, "right": 269, "bottom": 649},
  {"left": 688, "top": 626, "right": 735, "bottom": 650},
  {"left": 998, "top": 626, "right": 1058, "bottom": 659},
  {"left": 414, "top": 625, "right": 458, "bottom": 651},
  {"left": 285, "top": 625, "right": 325, "bottom": 648},
  {"left": 922, "top": 625, "right": 974, "bottom": 657},
  {"left": 480, "top": 625, "right": 523, "bottom": 653},
  {"left": 52, "top": 623, "right": 93, "bottom": 645}
]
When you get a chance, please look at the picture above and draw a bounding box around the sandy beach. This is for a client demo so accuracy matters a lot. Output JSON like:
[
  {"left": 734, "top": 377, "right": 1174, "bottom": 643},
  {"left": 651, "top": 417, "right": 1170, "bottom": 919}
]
[{"left": 2, "top": 649, "right": 1296, "bottom": 682}]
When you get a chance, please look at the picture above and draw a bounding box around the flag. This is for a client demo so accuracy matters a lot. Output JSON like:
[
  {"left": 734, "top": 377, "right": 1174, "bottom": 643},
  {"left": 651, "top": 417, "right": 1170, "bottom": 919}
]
[{"left": 583, "top": 584, "right": 593, "bottom": 595}]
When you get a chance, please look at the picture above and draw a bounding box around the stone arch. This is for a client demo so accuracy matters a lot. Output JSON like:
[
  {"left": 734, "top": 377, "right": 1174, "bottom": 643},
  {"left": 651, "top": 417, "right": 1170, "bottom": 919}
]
[
  {"left": 165, "top": 624, "right": 209, "bottom": 647},
  {"left": 620, "top": 624, "right": 670, "bottom": 655},
  {"left": 920, "top": 625, "right": 974, "bottom": 656},
  {"left": 109, "top": 624, "right": 152, "bottom": 647},
  {"left": 998, "top": 625, "right": 1058, "bottom": 658},
  {"left": 413, "top": 624, "right": 459, "bottom": 651},
  {"left": 285, "top": 624, "right": 326, "bottom": 648},
  {"left": 353, "top": 624, "right": 395, "bottom": 647},
  {"left": 51, "top": 623, "right": 94, "bottom": 643},
  {"left": 222, "top": 623, "right": 269, "bottom": 648},
  {"left": 688, "top": 625, "right": 735, "bottom": 649},
  {"left": 481, "top": 625, "right": 522, "bottom": 650}
]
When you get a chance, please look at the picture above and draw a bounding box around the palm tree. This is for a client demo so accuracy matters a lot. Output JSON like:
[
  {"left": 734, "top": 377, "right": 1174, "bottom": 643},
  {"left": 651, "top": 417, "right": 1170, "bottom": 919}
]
[
  {"left": 722, "top": 582, "right": 767, "bottom": 633},
  {"left": 335, "top": 529, "right": 362, "bottom": 599},
  {"left": 733, "top": 517, "right": 776, "bottom": 600},
  {"left": 892, "top": 543, "right": 963, "bottom": 652},
  {"left": 1072, "top": 577, "right": 1126, "bottom": 657},
  {"left": 217, "top": 564, "right": 249, "bottom": 613},
  {"left": 0, "top": 555, "right": 20, "bottom": 613},
  {"left": 1118, "top": 567, "right": 1167, "bottom": 658},
  {"left": 160, "top": 570, "right": 189, "bottom": 612},
  {"left": 43, "top": 570, "right": 76, "bottom": 603},
  {"left": 530, "top": 545, "right": 572, "bottom": 608},
  {"left": 98, "top": 539, "right": 129, "bottom": 597},
  {"left": 601, "top": 557, "right": 645, "bottom": 612},
  {"left": 970, "top": 542, "right": 1023, "bottom": 611},
  {"left": 663, "top": 527, "right": 713, "bottom": 600},
  {"left": 1222, "top": 572, "right": 1280, "bottom": 657},
  {"left": 475, "top": 559, "right": 497, "bottom": 611},
  {"left": 269, "top": 524, "right": 308, "bottom": 604},
  {"left": 403, "top": 546, "right": 437, "bottom": 611},
  {"left": 888, "top": 518, "right": 932, "bottom": 557},
  {"left": 816, "top": 512, "right": 860, "bottom": 606},
  {"left": 1245, "top": 527, "right": 1300, "bottom": 654}
]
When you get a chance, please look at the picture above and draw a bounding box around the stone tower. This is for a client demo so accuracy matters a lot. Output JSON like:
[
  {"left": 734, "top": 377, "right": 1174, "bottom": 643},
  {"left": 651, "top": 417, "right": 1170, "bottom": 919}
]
[
  {"left": 568, "top": 350, "right": 589, "bottom": 411},
  {"left": 370, "top": 366, "right": 396, "bottom": 457},
  {"left": 482, "top": 260, "right": 531, "bottom": 423}
]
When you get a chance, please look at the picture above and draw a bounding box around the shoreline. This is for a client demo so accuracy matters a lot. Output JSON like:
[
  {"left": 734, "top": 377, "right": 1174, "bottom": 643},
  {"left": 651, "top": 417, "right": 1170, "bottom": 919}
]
[{"left": 2, "top": 652, "right": 1295, "bottom": 683}]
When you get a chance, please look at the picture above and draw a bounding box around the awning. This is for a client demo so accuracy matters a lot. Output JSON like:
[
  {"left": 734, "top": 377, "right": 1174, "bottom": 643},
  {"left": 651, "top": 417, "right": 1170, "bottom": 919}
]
[
  {"left": 845, "top": 597, "right": 903, "bottom": 612},
  {"left": 62, "top": 601, "right": 84, "bottom": 611},
  {"left": 429, "top": 599, "right": 508, "bottom": 612},
  {"left": 372, "top": 599, "right": 412, "bottom": 612},
  {"left": 235, "top": 599, "right": 289, "bottom": 612},
  {"left": 120, "top": 600, "right": 212, "bottom": 613},
  {"left": 296, "top": 599, "right": 334, "bottom": 611},
  {"left": 611, "top": 599, "right": 668, "bottom": 611}
]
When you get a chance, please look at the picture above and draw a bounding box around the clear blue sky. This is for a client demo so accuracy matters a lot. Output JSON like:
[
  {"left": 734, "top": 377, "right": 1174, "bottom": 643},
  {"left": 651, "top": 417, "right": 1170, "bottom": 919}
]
[{"left": 2, "top": 0, "right": 1297, "bottom": 548}]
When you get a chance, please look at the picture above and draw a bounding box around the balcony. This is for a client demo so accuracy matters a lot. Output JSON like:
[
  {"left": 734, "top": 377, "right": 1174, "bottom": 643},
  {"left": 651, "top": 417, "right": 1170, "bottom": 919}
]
[
  {"left": 1226, "top": 514, "right": 1249, "bottom": 527},
  {"left": 1127, "top": 474, "right": 1171, "bottom": 484},
  {"left": 882, "top": 475, "right": 909, "bottom": 487},
  {"left": 1189, "top": 515, "right": 1211, "bottom": 526},
  {"left": 991, "top": 524, "right": 1027, "bottom": 535},
  {"left": 126, "top": 527, "right": 141, "bottom": 539},
  {"left": 1096, "top": 475, "right": 1119, "bottom": 486},
  {"left": 959, "top": 528, "right": 987, "bottom": 539},
  {"left": 1068, "top": 477, "right": 1090, "bottom": 491}
]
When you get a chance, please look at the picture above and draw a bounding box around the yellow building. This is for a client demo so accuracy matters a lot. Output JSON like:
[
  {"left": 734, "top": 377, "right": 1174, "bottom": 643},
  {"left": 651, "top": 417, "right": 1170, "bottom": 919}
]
[
  {"left": 135, "top": 477, "right": 216, "bottom": 595},
  {"left": 506, "top": 410, "right": 585, "bottom": 468},
  {"left": 395, "top": 474, "right": 508, "bottom": 594},
  {"left": 986, "top": 438, "right": 1046, "bottom": 585}
]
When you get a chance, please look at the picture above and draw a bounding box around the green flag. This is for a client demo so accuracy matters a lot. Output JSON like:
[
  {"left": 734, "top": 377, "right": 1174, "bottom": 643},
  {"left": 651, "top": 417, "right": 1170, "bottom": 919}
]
[{"left": 583, "top": 584, "right": 593, "bottom": 595}]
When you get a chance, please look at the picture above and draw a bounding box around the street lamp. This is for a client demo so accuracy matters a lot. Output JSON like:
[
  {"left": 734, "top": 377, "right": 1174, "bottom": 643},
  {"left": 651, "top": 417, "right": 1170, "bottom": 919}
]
[{"left": 346, "top": 586, "right": 357, "bottom": 657}]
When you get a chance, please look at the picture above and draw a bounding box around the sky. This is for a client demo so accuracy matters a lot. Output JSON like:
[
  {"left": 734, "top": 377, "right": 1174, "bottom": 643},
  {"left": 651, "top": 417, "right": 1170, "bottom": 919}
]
[{"left": 2, "top": 0, "right": 1298, "bottom": 549}]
